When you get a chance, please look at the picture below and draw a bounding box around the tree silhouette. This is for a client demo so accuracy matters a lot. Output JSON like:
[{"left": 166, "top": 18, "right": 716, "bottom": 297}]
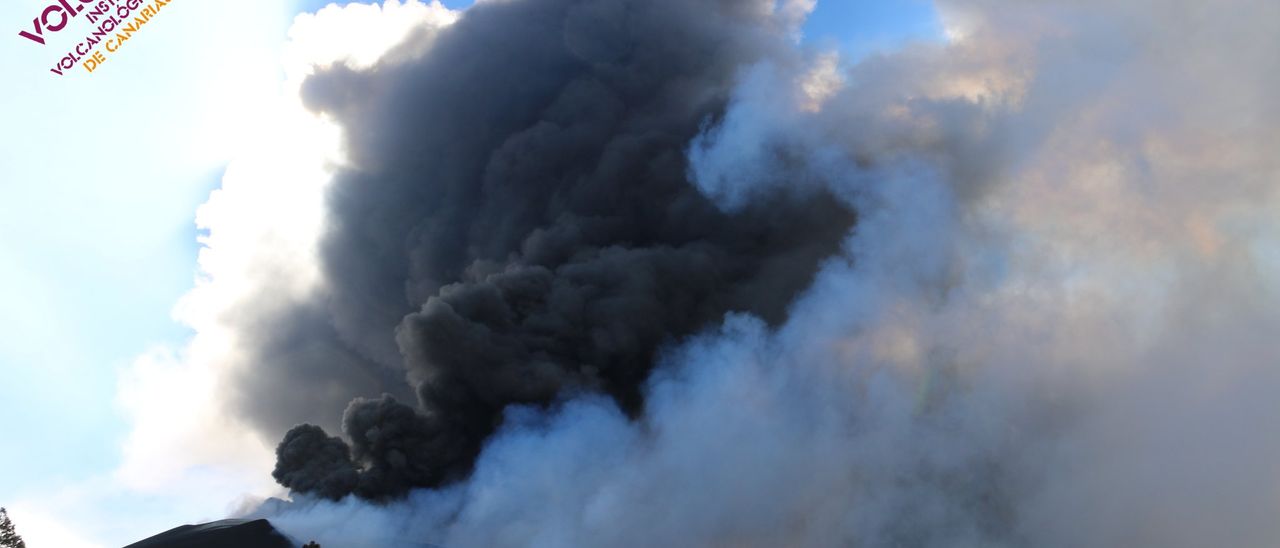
[{"left": 0, "top": 508, "right": 25, "bottom": 548}]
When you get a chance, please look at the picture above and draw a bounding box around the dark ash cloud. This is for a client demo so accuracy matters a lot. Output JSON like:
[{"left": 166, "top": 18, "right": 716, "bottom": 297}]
[{"left": 259, "top": 0, "right": 854, "bottom": 500}]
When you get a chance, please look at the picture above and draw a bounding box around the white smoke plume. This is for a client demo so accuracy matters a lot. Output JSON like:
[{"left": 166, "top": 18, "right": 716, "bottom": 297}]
[
  {"left": 111, "top": 0, "right": 462, "bottom": 516},
  {"left": 223, "top": 0, "right": 1280, "bottom": 545}
]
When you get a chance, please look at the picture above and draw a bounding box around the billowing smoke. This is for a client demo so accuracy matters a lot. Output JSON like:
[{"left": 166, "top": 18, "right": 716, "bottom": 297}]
[
  {"left": 224, "top": 0, "right": 1280, "bottom": 545},
  {"left": 263, "top": 0, "right": 853, "bottom": 501}
]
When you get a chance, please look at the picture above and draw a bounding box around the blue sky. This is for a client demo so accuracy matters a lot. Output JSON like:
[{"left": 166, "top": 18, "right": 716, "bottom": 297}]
[
  {"left": 0, "top": 1, "right": 941, "bottom": 544},
  {"left": 807, "top": 0, "right": 941, "bottom": 57}
]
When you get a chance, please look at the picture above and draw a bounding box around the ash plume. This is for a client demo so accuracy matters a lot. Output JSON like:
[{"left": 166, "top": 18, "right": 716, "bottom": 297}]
[
  {"left": 263, "top": 0, "right": 852, "bottom": 501},
  {"left": 199, "top": 0, "right": 1280, "bottom": 546}
]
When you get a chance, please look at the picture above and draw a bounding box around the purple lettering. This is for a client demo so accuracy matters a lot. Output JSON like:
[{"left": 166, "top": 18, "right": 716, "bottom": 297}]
[
  {"left": 57, "top": 1, "right": 81, "bottom": 16},
  {"left": 41, "top": 5, "right": 68, "bottom": 33},
  {"left": 17, "top": 18, "right": 45, "bottom": 45}
]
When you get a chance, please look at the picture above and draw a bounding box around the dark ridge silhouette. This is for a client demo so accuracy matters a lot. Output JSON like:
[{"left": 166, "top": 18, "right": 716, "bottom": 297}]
[{"left": 123, "top": 519, "right": 294, "bottom": 548}]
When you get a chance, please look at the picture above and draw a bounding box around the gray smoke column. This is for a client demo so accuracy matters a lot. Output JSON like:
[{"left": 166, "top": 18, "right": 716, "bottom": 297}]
[
  {"left": 265, "top": 0, "right": 852, "bottom": 501},
  {"left": 247, "top": 0, "right": 1280, "bottom": 546}
]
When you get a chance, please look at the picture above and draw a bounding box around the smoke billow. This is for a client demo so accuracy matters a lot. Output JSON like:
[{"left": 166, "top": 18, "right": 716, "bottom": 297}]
[
  {"left": 225, "top": 0, "right": 1280, "bottom": 545},
  {"left": 262, "top": 0, "right": 852, "bottom": 501}
]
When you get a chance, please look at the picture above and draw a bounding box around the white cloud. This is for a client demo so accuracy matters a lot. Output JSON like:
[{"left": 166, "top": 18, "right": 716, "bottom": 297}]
[
  {"left": 4, "top": 2, "right": 461, "bottom": 546},
  {"left": 110, "top": 0, "right": 461, "bottom": 523}
]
